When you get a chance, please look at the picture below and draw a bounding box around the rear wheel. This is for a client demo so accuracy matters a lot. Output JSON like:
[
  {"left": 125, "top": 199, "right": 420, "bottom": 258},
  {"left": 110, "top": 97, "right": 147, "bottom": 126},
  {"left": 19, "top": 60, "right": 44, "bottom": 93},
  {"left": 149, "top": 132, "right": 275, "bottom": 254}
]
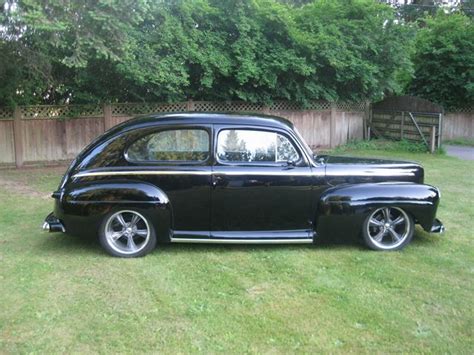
[
  {"left": 99, "top": 210, "right": 156, "bottom": 257},
  {"left": 362, "top": 207, "right": 414, "bottom": 251}
]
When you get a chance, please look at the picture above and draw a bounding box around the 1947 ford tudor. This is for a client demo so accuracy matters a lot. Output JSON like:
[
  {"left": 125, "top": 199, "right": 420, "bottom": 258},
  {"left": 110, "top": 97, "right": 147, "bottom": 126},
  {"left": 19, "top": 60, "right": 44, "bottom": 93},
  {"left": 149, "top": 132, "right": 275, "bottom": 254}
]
[{"left": 43, "top": 113, "right": 444, "bottom": 257}]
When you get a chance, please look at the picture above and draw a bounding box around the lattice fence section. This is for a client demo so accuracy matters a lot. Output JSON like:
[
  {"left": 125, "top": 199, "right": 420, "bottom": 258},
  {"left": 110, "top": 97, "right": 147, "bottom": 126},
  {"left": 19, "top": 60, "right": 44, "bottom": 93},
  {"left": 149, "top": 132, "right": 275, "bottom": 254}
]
[
  {"left": 335, "top": 101, "right": 366, "bottom": 112},
  {"left": 21, "top": 105, "right": 103, "bottom": 119},
  {"left": 193, "top": 101, "right": 264, "bottom": 112},
  {"left": 266, "top": 101, "right": 364, "bottom": 111},
  {"left": 0, "top": 100, "right": 368, "bottom": 121},
  {"left": 0, "top": 107, "right": 14, "bottom": 120},
  {"left": 268, "top": 101, "right": 303, "bottom": 111},
  {"left": 112, "top": 102, "right": 187, "bottom": 116},
  {"left": 447, "top": 107, "right": 474, "bottom": 114},
  {"left": 305, "top": 101, "right": 332, "bottom": 110}
]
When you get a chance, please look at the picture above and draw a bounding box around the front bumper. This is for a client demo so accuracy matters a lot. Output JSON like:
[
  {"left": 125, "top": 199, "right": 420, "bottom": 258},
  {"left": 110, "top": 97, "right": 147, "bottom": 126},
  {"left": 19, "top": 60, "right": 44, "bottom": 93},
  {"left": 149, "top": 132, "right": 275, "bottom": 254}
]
[
  {"left": 42, "top": 212, "right": 66, "bottom": 233},
  {"left": 430, "top": 218, "right": 445, "bottom": 233}
]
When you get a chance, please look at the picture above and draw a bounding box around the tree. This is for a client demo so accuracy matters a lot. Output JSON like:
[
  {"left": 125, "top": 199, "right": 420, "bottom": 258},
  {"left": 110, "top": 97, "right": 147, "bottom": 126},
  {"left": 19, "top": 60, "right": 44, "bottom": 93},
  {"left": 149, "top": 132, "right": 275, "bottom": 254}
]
[
  {"left": 293, "top": 0, "right": 413, "bottom": 101},
  {"left": 219, "top": 130, "right": 249, "bottom": 161},
  {"left": 111, "top": 0, "right": 413, "bottom": 103},
  {"left": 409, "top": 12, "right": 474, "bottom": 108},
  {"left": 0, "top": 0, "right": 413, "bottom": 105},
  {"left": 0, "top": 0, "right": 150, "bottom": 105}
]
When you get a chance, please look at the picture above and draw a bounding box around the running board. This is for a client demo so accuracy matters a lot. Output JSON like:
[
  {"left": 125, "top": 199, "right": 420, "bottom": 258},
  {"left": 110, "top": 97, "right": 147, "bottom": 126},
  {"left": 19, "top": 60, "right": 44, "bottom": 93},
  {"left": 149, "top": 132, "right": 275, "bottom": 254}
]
[{"left": 170, "top": 238, "right": 313, "bottom": 244}]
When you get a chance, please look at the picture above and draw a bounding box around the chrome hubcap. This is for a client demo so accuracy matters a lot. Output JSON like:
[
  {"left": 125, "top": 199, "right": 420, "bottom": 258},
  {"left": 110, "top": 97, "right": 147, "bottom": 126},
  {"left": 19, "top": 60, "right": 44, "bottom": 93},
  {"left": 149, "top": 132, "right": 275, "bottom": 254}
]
[
  {"left": 105, "top": 211, "right": 150, "bottom": 254},
  {"left": 367, "top": 207, "right": 410, "bottom": 250}
]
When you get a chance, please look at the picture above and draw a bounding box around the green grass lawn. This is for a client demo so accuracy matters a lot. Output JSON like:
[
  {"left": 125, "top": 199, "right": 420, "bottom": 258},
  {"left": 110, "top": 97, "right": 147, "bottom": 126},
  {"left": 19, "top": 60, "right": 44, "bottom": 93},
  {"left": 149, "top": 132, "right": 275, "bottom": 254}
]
[{"left": 0, "top": 149, "right": 473, "bottom": 353}]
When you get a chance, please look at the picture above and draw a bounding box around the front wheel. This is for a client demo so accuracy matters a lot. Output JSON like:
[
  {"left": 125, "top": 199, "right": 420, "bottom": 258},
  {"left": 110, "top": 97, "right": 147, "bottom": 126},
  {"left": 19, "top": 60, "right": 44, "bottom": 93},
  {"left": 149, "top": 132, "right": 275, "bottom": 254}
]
[
  {"left": 362, "top": 207, "right": 414, "bottom": 251},
  {"left": 99, "top": 210, "right": 157, "bottom": 257}
]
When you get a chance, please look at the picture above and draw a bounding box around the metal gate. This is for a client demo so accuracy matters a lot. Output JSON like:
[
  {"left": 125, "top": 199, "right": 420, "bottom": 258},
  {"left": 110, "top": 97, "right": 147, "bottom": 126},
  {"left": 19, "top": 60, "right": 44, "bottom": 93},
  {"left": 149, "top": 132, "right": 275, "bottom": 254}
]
[{"left": 369, "top": 96, "right": 443, "bottom": 152}]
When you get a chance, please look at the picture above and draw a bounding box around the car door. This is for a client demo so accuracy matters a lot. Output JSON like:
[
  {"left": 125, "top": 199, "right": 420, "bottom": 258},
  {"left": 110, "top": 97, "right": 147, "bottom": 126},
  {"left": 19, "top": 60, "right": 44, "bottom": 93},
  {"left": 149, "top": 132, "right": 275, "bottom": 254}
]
[
  {"left": 210, "top": 125, "right": 314, "bottom": 239},
  {"left": 125, "top": 125, "right": 212, "bottom": 236}
]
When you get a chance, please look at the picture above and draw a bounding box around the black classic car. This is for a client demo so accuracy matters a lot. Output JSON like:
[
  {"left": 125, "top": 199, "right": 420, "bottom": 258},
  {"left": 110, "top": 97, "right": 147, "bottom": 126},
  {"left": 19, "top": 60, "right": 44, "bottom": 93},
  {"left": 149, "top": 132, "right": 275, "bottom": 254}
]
[{"left": 43, "top": 113, "right": 444, "bottom": 257}]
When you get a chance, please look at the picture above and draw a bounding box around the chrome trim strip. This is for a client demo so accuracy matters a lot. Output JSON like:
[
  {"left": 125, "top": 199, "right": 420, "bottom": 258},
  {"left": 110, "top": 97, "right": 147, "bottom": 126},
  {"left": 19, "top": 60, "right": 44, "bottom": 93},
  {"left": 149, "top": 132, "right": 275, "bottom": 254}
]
[
  {"left": 327, "top": 169, "right": 415, "bottom": 177},
  {"left": 210, "top": 229, "right": 311, "bottom": 239},
  {"left": 170, "top": 238, "right": 313, "bottom": 244},
  {"left": 216, "top": 170, "right": 318, "bottom": 176},
  {"left": 73, "top": 170, "right": 323, "bottom": 178},
  {"left": 74, "top": 170, "right": 212, "bottom": 178}
]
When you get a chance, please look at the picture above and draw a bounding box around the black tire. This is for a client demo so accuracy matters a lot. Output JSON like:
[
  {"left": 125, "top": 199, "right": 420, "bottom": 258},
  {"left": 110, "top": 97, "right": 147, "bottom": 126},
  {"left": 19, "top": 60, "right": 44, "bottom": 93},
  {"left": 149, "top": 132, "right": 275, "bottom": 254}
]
[
  {"left": 362, "top": 207, "right": 414, "bottom": 251},
  {"left": 99, "top": 209, "right": 157, "bottom": 258}
]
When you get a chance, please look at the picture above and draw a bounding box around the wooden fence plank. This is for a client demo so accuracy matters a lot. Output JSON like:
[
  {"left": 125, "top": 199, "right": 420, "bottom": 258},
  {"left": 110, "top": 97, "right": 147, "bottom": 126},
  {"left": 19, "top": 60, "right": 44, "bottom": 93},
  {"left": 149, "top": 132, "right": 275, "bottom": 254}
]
[
  {"left": 13, "top": 107, "right": 23, "bottom": 168},
  {"left": 0, "top": 120, "right": 15, "bottom": 165},
  {"left": 103, "top": 104, "right": 113, "bottom": 131},
  {"left": 443, "top": 112, "right": 474, "bottom": 140}
]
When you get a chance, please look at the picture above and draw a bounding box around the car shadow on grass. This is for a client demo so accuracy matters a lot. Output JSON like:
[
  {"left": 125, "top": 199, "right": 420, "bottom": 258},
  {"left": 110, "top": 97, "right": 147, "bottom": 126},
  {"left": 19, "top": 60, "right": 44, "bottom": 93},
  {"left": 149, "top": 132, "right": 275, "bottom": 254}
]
[
  {"left": 38, "top": 232, "right": 364, "bottom": 256},
  {"left": 38, "top": 227, "right": 440, "bottom": 257},
  {"left": 156, "top": 228, "right": 441, "bottom": 255},
  {"left": 411, "top": 228, "right": 443, "bottom": 247},
  {"left": 39, "top": 233, "right": 104, "bottom": 256},
  {"left": 157, "top": 234, "right": 364, "bottom": 255}
]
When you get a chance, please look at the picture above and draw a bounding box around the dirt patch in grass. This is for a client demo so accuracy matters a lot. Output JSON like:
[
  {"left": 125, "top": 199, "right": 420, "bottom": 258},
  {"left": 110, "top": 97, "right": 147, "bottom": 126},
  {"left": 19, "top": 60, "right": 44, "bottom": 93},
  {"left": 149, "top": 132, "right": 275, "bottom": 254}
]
[
  {"left": 0, "top": 166, "right": 66, "bottom": 199},
  {"left": 0, "top": 175, "right": 50, "bottom": 199}
]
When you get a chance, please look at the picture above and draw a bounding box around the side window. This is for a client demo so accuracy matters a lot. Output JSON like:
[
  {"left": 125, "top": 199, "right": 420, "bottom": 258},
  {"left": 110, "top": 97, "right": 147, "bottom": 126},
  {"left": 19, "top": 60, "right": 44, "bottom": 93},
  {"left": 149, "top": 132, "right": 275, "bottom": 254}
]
[
  {"left": 217, "top": 129, "right": 300, "bottom": 163},
  {"left": 127, "top": 129, "right": 209, "bottom": 162}
]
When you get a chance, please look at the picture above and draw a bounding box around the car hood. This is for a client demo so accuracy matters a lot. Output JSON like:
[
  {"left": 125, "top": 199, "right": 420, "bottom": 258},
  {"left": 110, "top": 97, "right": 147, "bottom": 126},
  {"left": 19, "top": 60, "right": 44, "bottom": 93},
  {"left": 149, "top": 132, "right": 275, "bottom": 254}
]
[{"left": 319, "top": 155, "right": 424, "bottom": 185}]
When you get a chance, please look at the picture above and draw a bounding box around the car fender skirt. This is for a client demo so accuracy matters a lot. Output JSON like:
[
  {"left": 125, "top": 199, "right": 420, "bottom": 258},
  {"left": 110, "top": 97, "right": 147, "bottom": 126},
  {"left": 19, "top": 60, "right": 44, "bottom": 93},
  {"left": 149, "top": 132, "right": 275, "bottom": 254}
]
[{"left": 316, "top": 182, "right": 441, "bottom": 238}]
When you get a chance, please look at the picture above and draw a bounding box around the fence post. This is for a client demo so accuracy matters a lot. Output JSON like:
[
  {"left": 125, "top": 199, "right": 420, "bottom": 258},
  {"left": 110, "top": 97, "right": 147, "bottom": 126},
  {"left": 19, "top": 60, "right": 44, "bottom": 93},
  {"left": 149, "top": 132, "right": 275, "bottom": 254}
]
[
  {"left": 363, "top": 100, "right": 370, "bottom": 140},
  {"left": 430, "top": 126, "right": 436, "bottom": 153},
  {"left": 330, "top": 102, "right": 337, "bottom": 148},
  {"left": 13, "top": 106, "right": 24, "bottom": 168},
  {"left": 401, "top": 112, "right": 405, "bottom": 140},
  {"left": 187, "top": 99, "right": 195, "bottom": 111},
  {"left": 103, "top": 104, "right": 113, "bottom": 131},
  {"left": 438, "top": 113, "right": 443, "bottom": 149},
  {"left": 262, "top": 105, "right": 271, "bottom": 115}
]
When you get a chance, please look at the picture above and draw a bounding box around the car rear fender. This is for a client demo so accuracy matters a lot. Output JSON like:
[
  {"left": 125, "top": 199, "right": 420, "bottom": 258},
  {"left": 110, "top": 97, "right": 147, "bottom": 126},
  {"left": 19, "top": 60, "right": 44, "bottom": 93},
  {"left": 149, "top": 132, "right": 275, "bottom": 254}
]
[
  {"left": 59, "top": 180, "right": 172, "bottom": 241},
  {"left": 315, "top": 182, "right": 440, "bottom": 238}
]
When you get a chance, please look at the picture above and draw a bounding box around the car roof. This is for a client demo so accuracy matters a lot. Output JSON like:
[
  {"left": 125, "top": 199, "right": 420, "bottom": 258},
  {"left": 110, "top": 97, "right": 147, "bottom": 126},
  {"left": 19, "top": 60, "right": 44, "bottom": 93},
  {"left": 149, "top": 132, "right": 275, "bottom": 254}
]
[{"left": 114, "top": 112, "right": 295, "bottom": 132}]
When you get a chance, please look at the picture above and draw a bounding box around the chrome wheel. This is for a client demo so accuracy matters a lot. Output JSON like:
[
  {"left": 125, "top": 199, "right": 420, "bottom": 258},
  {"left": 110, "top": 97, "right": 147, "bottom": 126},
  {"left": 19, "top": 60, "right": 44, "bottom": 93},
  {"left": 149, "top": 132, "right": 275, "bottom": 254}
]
[
  {"left": 104, "top": 210, "right": 150, "bottom": 255},
  {"left": 366, "top": 207, "right": 411, "bottom": 250}
]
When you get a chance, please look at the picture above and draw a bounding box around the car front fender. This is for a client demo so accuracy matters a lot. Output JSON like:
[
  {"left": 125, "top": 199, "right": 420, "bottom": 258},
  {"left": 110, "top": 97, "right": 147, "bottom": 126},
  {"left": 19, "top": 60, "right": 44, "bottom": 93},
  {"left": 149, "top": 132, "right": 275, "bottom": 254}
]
[{"left": 315, "top": 182, "right": 440, "bottom": 239}]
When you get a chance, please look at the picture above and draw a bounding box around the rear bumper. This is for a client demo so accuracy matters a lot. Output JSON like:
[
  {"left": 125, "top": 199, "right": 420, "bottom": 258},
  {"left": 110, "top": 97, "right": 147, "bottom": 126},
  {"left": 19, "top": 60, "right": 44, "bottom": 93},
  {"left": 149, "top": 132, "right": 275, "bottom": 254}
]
[
  {"left": 430, "top": 218, "right": 445, "bottom": 233},
  {"left": 42, "top": 212, "right": 66, "bottom": 233}
]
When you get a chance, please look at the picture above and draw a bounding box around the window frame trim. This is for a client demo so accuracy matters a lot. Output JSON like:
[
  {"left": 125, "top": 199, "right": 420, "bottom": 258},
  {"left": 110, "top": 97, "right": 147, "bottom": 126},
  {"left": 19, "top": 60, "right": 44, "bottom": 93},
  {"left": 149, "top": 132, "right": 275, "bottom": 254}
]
[
  {"left": 214, "top": 125, "right": 307, "bottom": 167},
  {"left": 124, "top": 125, "right": 212, "bottom": 166}
]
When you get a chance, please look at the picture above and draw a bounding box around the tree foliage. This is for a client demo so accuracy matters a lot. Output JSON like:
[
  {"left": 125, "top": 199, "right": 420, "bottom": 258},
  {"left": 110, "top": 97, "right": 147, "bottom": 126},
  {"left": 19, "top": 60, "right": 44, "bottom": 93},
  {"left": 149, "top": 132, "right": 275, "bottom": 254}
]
[
  {"left": 0, "top": 0, "right": 149, "bottom": 104},
  {"left": 409, "top": 12, "right": 474, "bottom": 108},
  {"left": 0, "top": 0, "right": 470, "bottom": 108}
]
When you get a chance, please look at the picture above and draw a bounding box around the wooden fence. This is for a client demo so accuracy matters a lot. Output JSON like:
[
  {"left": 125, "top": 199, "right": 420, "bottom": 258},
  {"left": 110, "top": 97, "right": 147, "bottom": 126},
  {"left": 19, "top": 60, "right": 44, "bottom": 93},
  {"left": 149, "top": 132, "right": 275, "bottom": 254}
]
[
  {"left": 369, "top": 96, "right": 444, "bottom": 152},
  {"left": 1, "top": 101, "right": 471, "bottom": 168},
  {"left": 0, "top": 101, "right": 367, "bottom": 168},
  {"left": 443, "top": 111, "right": 474, "bottom": 140}
]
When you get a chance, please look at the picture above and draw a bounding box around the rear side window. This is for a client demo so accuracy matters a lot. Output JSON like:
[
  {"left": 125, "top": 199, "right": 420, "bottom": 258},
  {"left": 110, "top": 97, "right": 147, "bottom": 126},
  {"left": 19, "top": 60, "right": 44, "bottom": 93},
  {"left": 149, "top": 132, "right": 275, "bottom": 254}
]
[
  {"left": 217, "top": 129, "right": 300, "bottom": 163},
  {"left": 127, "top": 129, "right": 209, "bottom": 162}
]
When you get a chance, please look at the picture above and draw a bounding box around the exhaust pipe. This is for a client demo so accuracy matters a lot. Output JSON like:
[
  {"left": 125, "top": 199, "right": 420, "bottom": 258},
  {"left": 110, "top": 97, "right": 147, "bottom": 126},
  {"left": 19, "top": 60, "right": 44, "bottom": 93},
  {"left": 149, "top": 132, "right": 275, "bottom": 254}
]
[
  {"left": 430, "top": 218, "right": 445, "bottom": 234},
  {"left": 42, "top": 214, "right": 66, "bottom": 233},
  {"left": 42, "top": 222, "right": 50, "bottom": 231}
]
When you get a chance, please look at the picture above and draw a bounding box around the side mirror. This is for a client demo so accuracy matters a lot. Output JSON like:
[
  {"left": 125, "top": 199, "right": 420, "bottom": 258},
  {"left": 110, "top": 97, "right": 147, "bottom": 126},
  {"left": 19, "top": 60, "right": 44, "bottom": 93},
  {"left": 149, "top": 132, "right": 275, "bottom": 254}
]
[{"left": 286, "top": 159, "right": 296, "bottom": 167}]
